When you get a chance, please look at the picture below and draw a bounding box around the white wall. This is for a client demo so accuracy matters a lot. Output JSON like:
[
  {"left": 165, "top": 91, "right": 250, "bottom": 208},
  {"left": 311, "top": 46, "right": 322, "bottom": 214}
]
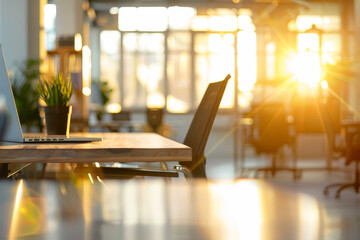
[
  {"left": 53, "top": 0, "right": 83, "bottom": 37},
  {"left": 0, "top": 0, "right": 28, "bottom": 70}
]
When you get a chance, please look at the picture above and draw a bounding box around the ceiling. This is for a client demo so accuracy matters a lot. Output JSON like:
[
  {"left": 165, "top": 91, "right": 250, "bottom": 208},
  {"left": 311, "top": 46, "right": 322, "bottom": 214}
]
[{"left": 88, "top": 0, "right": 313, "bottom": 12}]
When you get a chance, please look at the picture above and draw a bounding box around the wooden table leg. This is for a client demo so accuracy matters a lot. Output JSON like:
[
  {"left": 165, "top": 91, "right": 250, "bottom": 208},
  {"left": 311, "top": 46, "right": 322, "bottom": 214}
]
[{"left": 0, "top": 164, "right": 9, "bottom": 179}]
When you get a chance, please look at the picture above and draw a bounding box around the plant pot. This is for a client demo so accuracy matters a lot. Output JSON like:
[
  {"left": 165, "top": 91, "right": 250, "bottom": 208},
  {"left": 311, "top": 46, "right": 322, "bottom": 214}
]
[{"left": 44, "top": 106, "right": 72, "bottom": 136}]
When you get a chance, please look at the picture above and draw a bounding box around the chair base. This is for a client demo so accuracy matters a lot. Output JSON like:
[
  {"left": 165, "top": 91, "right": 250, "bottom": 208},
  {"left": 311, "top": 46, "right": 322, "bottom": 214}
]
[
  {"left": 324, "top": 182, "right": 360, "bottom": 198},
  {"left": 324, "top": 161, "right": 360, "bottom": 198},
  {"left": 254, "top": 167, "right": 301, "bottom": 179}
]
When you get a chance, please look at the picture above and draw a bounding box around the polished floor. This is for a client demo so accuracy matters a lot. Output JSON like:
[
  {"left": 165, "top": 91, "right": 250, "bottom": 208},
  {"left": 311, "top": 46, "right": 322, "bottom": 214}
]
[
  {"left": 206, "top": 153, "right": 360, "bottom": 240},
  {"left": 38, "top": 147, "right": 360, "bottom": 240}
]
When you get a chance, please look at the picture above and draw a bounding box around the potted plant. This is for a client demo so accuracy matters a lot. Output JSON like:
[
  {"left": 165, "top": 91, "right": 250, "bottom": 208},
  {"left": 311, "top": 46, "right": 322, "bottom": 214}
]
[
  {"left": 37, "top": 73, "right": 73, "bottom": 136},
  {"left": 92, "top": 79, "right": 113, "bottom": 120},
  {"left": 10, "top": 59, "right": 43, "bottom": 132}
]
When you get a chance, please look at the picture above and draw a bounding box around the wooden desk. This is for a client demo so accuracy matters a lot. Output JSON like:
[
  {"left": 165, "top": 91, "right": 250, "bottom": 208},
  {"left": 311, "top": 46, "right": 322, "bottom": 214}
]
[
  {"left": 89, "top": 120, "right": 143, "bottom": 132},
  {"left": 0, "top": 132, "right": 191, "bottom": 163},
  {"left": 0, "top": 179, "right": 322, "bottom": 240}
]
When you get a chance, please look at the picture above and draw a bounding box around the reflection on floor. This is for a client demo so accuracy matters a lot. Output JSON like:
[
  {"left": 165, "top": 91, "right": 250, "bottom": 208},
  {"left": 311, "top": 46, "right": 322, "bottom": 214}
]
[{"left": 206, "top": 155, "right": 360, "bottom": 240}]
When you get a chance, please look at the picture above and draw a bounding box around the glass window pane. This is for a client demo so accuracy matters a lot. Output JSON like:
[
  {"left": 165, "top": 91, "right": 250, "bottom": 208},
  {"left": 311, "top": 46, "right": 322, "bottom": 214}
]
[
  {"left": 195, "top": 33, "right": 235, "bottom": 108},
  {"left": 194, "top": 34, "right": 209, "bottom": 53},
  {"left": 118, "top": 7, "right": 138, "bottom": 31},
  {"left": 295, "top": 15, "right": 341, "bottom": 32},
  {"left": 191, "top": 16, "right": 208, "bottom": 31},
  {"left": 209, "top": 15, "right": 237, "bottom": 31},
  {"left": 321, "top": 33, "right": 341, "bottom": 65},
  {"left": 100, "top": 31, "right": 121, "bottom": 103},
  {"left": 168, "top": 33, "right": 191, "bottom": 51},
  {"left": 168, "top": 7, "right": 196, "bottom": 30},
  {"left": 138, "top": 33, "right": 164, "bottom": 52},
  {"left": 118, "top": 7, "right": 168, "bottom": 31},
  {"left": 237, "top": 30, "right": 257, "bottom": 102},
  {"left": 123, "top": 33, "right": 137, "bottom": 52},
  {"left": 123, "top": 53, "right": 139, "bottom": 107},
  {"left": 167, "top": 53, "right": 191, "bottom": 113},
  {"left": 137, "top": 7, "right": 168, "bottom": 31},
  {"left": 297, "top": 33, "right": 320, "bottom": 52},
  {"left": 122, "top": 33, "right": 165, "bottom": 108},
  {"left": 265, "top": 42, "right": 276, "bottom": 80}
]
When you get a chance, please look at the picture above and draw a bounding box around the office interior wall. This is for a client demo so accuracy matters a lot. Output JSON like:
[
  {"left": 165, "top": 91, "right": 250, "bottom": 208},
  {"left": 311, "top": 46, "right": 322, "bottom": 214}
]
[
  {"left": 53, "top": 0, "right": 83, "bottom": 37},
  {"left": 0, "top": 0, "right": 28, "bottom": 69}
]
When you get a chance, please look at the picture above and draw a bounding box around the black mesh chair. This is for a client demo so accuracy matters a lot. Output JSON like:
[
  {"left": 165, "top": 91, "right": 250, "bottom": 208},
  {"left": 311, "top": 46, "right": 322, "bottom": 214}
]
[
  {"left": 320, "top": 101, "right": 347, "bottom": 169},
  {"left": 324, "top": 123, "right": 360, "bottom": 198},
  {"left": 249, "top": 103, "right": 299, "bottom": 178},
  {"left": 75, "top": 74, "right": 231, "bottom": 179}
]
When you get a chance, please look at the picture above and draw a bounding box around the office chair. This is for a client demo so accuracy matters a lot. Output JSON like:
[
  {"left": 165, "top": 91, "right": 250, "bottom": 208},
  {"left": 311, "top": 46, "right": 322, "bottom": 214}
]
[
  {"left": 75, "top": 74, "right": 231, "bottom": 179},
  {"left": 319, "top": 101, "right": 347, "bottom": 169},
  {"left": 146, "top": 108, "right": 163, "bottom": 132},
  {"left": 249, "top": 103, "right": 299, "bottom": 178},
  {"left": 324, "top": 124, "right": 360, "bottom": 198}
]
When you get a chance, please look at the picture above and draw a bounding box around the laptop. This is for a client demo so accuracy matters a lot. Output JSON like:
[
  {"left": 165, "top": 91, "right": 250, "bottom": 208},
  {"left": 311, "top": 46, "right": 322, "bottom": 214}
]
[{"left": 0, "top": 44, "right": 102, "bottom": 143}]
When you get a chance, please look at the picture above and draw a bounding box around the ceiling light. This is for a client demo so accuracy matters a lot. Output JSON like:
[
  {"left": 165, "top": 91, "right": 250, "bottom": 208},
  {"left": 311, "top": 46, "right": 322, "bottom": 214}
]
[{"left": 109, "top": 7, "right": 118, "bottom": 15}]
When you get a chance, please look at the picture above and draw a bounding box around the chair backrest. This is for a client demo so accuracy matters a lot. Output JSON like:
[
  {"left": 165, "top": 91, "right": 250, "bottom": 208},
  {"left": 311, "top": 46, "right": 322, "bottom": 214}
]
[
  {"left": 146, "top": 108, "right": 163, "bottom": 132},
  {"left": 292, "top": 98, "right": 324, "bottom": 134},
  {"left": 180, "top": 74, "right": 230, "bottom": 178},
  {"left": 252, "top": 103, "right": 289, "bottom": 153},
  {"left": 319, "top": 100, "right": 342, "bottom": 151}
]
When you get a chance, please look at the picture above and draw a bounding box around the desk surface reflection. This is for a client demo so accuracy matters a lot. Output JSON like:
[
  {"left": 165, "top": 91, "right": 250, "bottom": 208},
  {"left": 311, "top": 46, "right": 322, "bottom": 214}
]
[{"left": 0, "top": 179, "right": 322, "bottom": 240}]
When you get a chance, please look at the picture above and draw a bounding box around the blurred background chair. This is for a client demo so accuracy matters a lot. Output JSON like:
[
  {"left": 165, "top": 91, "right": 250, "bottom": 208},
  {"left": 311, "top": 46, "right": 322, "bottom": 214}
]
[
  {"left": 324, "top": 123, "right": 360, "bottom": 198},
  {"left": 75, "top": 74, "right": 231, "bottom": 179},
  {"left": 248, "top": 102, "right": 299, "bottom": 178},
  {"left": 320, "top": 100, "right": 347, "bottom": 170},
  {"left": 143, "top": 107, "right": 174, "bottom": 138}
]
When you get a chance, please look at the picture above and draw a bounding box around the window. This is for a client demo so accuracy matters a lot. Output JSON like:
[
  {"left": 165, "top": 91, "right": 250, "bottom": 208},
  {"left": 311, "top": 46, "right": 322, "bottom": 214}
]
[
  {"left": 99, "top": 7, "right": 295, "bottom": 112},
  {"left": 44, "top": 3, "right": 56, "bottom": 50}
]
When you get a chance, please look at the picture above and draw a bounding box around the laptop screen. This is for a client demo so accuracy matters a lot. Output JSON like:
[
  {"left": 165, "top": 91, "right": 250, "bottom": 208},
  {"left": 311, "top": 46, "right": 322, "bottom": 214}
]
[{"left": 0, "top": 44, "right": 25, "bottom": 142}]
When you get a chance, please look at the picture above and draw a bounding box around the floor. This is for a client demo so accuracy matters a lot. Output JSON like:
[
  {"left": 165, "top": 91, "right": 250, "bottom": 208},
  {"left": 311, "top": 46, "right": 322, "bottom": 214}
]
[
  {"left": 40, "top": 145, "right": 360, "bottom": 239},
  {"left": 206, "top": 152, "right": 360, "bottom": 240}
]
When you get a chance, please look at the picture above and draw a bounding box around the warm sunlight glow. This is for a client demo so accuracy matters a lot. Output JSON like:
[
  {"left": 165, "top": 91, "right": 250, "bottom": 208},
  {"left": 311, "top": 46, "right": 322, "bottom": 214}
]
[
  {"left": 9, "top": 180, "right": 45, "bottom": 238},
  {"left": 82, "top": 45, "right": 91, "bottom": 95},
  {"left": 118, "top": 7, "right": 167, "bottom": 31},
  {"left": 238, "top": 15, "right": 255, "bottom": 31},
  {"left": 88, "top": 173, "right": 94, "bottom": 184},
  {"left": 191, "top": 16, "right": 208, "bottom": 30},
  {"left": 292, "top": 51, "right": 321, "bottom": 88},
  {"left": 44, "top": 4, "right": 56, "bottom": 30},
  {"left": 237, "top": 29, "right": 256, "bottom": 105},
  {"left": 74, "top": 33, "right": 82, "bottom": 51},
  {"left": 97, "top": 176, "right": 104, "bottom": 183},
  {"left": 208, "top": 181, "right": 262, "bottom": 240},
  {"left": 147, "top": 93, "right": 165, "bottom": 108},
  {"left": 106, "top": 103, "right": 122, "bottom": 113},
  {"left": 168, "top": 7, "right": 196, "bottom": 30},
  {"left": 82, "top": 87, "right": 91, "bottom": 96},
  {"left": 321, "top": 80, "right": 328, "bottom": 89},
  {"left": 209, "top": 15, "right": 237, "bottom": 31},
  {"left": 298, "top": 196, "right": 320, "bottom": 239},
  {"left": 167, "top": 95, "right": 189, "bottom": 113},
  {"left": 9, "top": 180, "right": 24, "bottom": 239},
  {"left": 109, "top": 7, "right": 119, "bottom": 15}
]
